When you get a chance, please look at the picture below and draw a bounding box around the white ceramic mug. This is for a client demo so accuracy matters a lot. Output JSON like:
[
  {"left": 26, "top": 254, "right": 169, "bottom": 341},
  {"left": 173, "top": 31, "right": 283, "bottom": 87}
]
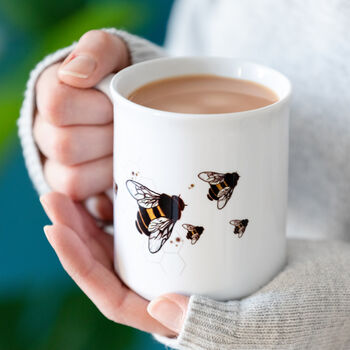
[{"left": 97, "top": 57, "right": 291, "bottom": 301}]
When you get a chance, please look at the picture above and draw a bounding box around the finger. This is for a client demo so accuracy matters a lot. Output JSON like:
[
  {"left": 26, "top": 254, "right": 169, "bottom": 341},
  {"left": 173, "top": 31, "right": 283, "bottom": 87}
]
[
  {"left": 33, "top": 113, "right": 113, "bottom": 166},
  {"left": 36, "top": 64, "right": 112, "bottom": 126},
  {"left": 58, "top": 30, "right": 130, "bottom": 88},
  {"left": 40, "top": 192, "right": 83, "bottom": 234},
  {"left": 147, "top": 293, "right": 190, "bottom": 334},
  {"left": 40, "top": 192, "right": 113, "bottom": 264},
  {"left": 85, "top": 193, "right": 113, "bottom": 221},
  {"left": 44, "top": 224, "right": 174, "bottom": 336},
  {"left": 44, "top": 156, "right": 113, "bottom": 201}
]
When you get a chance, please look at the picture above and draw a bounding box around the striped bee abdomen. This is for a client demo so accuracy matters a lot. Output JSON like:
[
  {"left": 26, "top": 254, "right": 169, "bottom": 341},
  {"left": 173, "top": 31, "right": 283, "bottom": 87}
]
[
  {"left": 136, "top": 205, "right": 166, "bottom": 236},
  {"left": 126, "top": 180, "right": 187, "bottom": 253},
  {"left": 208, "top": 182, "right": 227, "bottom": 200}
]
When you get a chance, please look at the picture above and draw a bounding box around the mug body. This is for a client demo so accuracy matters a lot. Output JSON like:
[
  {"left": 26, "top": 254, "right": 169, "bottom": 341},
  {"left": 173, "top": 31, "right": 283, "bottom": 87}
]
[{"left": 110, "top": 57, "right": 291, "bottom": 301}]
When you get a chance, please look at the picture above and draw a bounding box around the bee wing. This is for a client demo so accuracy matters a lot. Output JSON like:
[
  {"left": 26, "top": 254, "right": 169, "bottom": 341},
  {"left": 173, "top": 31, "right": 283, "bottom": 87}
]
[
  {"left": 182, "top": 223, "right": 195, "bottom": 231},
  {"left": 148, "top": 217, "right": 174, "bottom": 253},
  {"left": 126, "top": 180, "right": 160, "bottom": 208},
  {"left": 191, "top": 236, "right": 199, "bottom": 245},
  {"left": 237, "top": 231, "right": 244, "bottom": 238},
  {"left": 198, "top": 171, "right": 225, "bottom": 185},
  {"left": 230, "top": 219, "right": 240, "bottom": 226},
  {"left": 217, "top": 188, "right": 233, "bottom": 209}
]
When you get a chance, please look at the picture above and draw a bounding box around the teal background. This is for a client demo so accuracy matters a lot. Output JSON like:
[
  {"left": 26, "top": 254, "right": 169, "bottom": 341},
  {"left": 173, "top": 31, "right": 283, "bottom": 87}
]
[{"left": 0, "top": 1, "right": 173, "bottom": 348}]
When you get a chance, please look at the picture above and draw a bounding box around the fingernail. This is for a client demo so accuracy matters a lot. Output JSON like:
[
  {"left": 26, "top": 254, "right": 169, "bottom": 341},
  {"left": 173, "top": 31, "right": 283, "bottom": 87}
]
[
  {"left": 43, "top": 225, "right": 52, "bottom": 236},
  {"left": 59, "top": 55, "right": 96, "bottom": 78},
  {"left": 147, "top": 297, "right": 184, "bottom": 333},
  {"left": 85, "top": 196, "right": 99, "bottom": 219}
]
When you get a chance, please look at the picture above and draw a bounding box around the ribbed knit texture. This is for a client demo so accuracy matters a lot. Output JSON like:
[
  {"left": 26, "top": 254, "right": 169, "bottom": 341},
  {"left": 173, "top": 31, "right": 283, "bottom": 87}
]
[
  {"left": 156, "top": 239, "right": 350, "bottom": 349},
  {"left": 17, "top": 28, "right": 166, "bottom": 196}
]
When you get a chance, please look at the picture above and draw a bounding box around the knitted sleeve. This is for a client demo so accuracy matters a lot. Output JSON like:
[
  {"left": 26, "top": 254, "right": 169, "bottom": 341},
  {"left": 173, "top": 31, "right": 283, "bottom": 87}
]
[
  {"left": 155, "top": 239, "right": 350, "bottom": 350},
  {"left": 17, "top": 28, "right": 166, "bottom": 195}
]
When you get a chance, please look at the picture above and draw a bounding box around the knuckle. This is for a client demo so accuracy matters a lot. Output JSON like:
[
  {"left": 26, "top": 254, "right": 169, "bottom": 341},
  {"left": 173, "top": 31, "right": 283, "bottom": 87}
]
[
  {"left": 62, "top": 259, "right": 94, "bottom": 286},
  {"left": 41, "top": 83, "right": 67, "bottom": 126},
  {"left": 110, "top": 295, "right": 127, "bottom": 322},
  {"left": 103, "top": 309, "right": 117, "bottom": 322},
  {"left": 51, "top": 130, "right": 75, "bottom": 165},
  {"left": 74, "top": 261, "right": 93, "bottom": 281},
  {"left": 81, "top": 30, "right": 111, "bottom": 48},
  {"left": 36, "top": 64, "right": 68, "bottom": 126},
  {"left": 104, "top": 298, "right": 127, "bottom": 323}
]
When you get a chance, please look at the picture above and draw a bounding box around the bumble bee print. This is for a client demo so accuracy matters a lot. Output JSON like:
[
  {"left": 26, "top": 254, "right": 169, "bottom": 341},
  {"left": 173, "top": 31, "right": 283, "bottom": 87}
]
[
  {"left": 198, "top": 171, "right": 240, "bottom": 209},
  {"left": 126, "top": 180, "right": 185, "bottom": 253},
  {"left": 182, "top": 224, "right": 204, "bottom": 245},
  {"left": 230, "top": 219, "right": 249, "bottom": 238}
]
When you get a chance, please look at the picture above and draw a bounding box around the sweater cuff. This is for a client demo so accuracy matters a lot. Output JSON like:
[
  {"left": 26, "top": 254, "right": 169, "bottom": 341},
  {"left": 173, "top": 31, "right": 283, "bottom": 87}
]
[
  {"left": 17, "top": 44, "right": 73, "bottom": 195},
  {"left": 179, "top": 296, "right": 239, "bottom": 349},
  {"left": 153, "top": 295, "right": 239, "bottom": 350},
  {"left": 17, "top": 28, "right": 166, "bottom": 196}
]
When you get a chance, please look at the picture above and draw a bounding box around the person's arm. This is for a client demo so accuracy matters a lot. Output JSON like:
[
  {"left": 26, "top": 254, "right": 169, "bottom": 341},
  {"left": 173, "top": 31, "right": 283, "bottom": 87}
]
[
  {"left": 18, "top": 28, "right": 166, "bottom": 197},
  {"left": 153, "top": 239, "right": 350, "bottom": 349}
]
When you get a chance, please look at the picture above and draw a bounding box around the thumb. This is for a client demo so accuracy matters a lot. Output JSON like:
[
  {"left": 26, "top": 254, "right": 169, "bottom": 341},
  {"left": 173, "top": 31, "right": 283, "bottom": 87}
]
[
  {"left": 147, "top": 293, "right": 190, "bottom": 335},
  {"left": 58, "top": 30, "right": 130, "bottom": 88}
]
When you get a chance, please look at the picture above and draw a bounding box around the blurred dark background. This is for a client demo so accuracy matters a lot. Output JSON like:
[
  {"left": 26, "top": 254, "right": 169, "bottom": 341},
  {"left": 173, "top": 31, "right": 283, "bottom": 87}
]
[{"left": 0, "top": 0, "right": 174, "bottom": 348}]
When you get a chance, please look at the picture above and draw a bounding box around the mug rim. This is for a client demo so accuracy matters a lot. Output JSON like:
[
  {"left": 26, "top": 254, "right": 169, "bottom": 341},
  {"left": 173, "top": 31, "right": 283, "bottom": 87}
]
[{"left": 109, "top": 56, "right": 292, "bottom": 120}]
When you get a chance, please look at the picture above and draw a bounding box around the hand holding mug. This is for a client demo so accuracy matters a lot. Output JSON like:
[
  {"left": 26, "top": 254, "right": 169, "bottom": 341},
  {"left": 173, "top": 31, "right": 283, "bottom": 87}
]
[
  {"left": 34, "top": 30, "right": 129, "bottom": 219},
  {"left": 40, "top": 192, "right": 183, "bottom": 336},
  {"left": 39, "top": 53, "right": 291, "bottom": 336}
]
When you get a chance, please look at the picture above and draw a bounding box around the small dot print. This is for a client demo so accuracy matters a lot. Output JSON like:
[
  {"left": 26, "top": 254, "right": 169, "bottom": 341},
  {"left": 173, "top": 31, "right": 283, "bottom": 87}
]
[
  {"left": 188, "top": 183, "right": 195, "bottom": 189},
  {"left": 175, "top": 237, "right": 181, "bottom": 243},
  {"left": 131, "top": 171, "right": 140, "bottom": 180}
]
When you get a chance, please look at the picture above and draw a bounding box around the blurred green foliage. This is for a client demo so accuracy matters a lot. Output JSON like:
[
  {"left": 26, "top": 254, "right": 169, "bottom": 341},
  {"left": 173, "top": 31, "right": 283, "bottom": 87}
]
[
  {"left": 1, "top": 0, "right": 142, "bottom": 159},
  {"left": 0, "top": 1, "right": 173, "bottom": 348},
  {"left": 0, "top": 286, "right": 155, "bottom": 350},
  {"left": 0, "top": 0, "right": 170, "bottom": 165},
  {"left": 0, "top": 0, "right": 87, "bottom": 33}
]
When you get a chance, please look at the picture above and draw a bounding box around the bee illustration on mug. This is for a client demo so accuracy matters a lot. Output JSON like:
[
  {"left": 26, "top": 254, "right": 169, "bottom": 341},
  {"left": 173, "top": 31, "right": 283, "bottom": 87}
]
[
  {"left": 182, "top": 224, "right": 204, "bottom": 245},
  {"left": 198, "top": 171, "right": 240, "bottom": 209},
  {"left": 230, "top": 219, "right": 249, "bottom": 238},
  {"left": 126, "top": 180, "right": 185, "bottom": 254}
]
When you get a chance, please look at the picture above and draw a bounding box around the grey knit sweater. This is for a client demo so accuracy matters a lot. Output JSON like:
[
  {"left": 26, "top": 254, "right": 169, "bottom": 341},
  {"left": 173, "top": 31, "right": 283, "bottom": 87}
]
[{"left": 18, "top": 1, "right": 350, "bottom": 349}]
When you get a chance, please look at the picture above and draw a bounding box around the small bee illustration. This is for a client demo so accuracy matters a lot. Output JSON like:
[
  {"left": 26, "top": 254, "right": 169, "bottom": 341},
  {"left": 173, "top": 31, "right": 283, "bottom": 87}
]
[
  {"left": 126, "top": 180, "right": 185, "bottom": 254},
  {"left": 182, "top": 224, "right": 204, "bottom": 245},
  {"left": 230, "top": 219, "right": 249, "bottom": 238},
  {"left": 198, "top": 171, "right": 240, "bottom": 209}
]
